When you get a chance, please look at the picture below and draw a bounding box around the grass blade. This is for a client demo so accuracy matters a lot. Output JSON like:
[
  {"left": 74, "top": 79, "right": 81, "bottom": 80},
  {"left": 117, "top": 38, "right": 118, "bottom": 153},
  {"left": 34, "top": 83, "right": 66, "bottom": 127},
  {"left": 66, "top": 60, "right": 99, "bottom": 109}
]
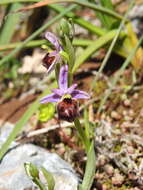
[
  {"left": 92, "top": 0, "right": 135, "bottom": 88},
  {"left": 0, "top": 3, "right": 23, "bottom": 44},
  {"left": 0, "top": 39, "right": 93, "bottom": 51},
  {"left": 0, "top": 0, "right": 123, "bottom": 21},
  {"left": 97, "top": 33, "right": 143, "bottom": 114},
  {"left": 74, "top": 118, "right": 90, "bottom": 153},
  {"left": 72, "top": 30, "right": 125, "bottom": 72},
  {"left": 41, "top": 167, "right": 55, "bottom": 190},
  {"left": 96, "top": 0, "right": 117, "bottom": 29},
  {"left": 49, "top": 4, "right": 106, "bottom": 36},
  {"left": 81, "top": 141, "right": 96, "bottom": 190}
]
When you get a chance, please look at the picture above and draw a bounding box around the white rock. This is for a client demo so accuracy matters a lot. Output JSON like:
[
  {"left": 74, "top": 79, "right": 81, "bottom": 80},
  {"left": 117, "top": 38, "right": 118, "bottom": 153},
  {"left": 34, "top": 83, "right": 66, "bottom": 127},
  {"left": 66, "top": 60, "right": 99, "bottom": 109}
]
[{"left": 0, "top": 123, "right": 78, "bottom": 190}]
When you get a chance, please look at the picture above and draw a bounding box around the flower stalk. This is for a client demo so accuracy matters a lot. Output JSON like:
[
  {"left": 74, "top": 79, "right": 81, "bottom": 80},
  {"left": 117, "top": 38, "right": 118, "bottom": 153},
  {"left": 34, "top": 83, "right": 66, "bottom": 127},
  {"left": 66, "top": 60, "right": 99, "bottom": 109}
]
[{"left": 74, "top": 117, "right": 91, "bottom": 153}]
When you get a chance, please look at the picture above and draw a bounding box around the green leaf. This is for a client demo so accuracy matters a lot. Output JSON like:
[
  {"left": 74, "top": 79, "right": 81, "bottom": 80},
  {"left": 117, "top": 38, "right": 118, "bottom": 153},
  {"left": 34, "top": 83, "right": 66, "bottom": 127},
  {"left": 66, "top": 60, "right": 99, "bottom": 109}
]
[
  {"left": 98, "top": 32, "right": 143, "bottom": 114},
  {"left": 72, "top": 30, "right": 125, "bottom": 72},
  {"left": 24, "top": 162, "right": 39, "bottom": 179},
  {"left": 60, "top": 50, "right": 70, "bottom": 62},
  {"left": 24, "top": 163, "right": 47, "bottom": 190},
  {"left": 74, "top": 118, "right": 90, "bottom": 153},
  {"left": 96, "top": 0, "right": 118, "bottom": 29},
  {"left": 38, "top": 103, "right": 55, "bottom": 122},
  {"left": 84, "top": 109, "right": 90, "bottom": 140},
  {"left": 0, "top": 3, "right": 23, "bottom": 45},
  {"left": 33, "top": 178, "right": 47, "bottom": 190},
  {"left": 0, "top": 0, "right": 123, "bottom": 21},
  {"left": 41, "top": 167, "right": 55, "bottom": 190},
  {"left": 49, "top": 4, "right": 106, "bottom": 36},
  {"left": 92, "top": 0, "right": 134, "bottom": 89},
  {"left": 0, "top": 39, "right": 93, "bottom": 51},
  {"left": 81, "top": 141, "right": 96, "bottom": 190},
  {"left": 64, "top": 35, "right": 75, "bottom": 70}
]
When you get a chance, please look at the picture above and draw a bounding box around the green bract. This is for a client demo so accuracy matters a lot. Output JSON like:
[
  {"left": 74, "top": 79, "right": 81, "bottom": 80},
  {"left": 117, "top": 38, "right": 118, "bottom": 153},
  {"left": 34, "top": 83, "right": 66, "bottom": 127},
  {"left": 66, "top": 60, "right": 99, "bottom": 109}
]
[{"left": 38, "top": 103, "right": 55, "bottom": 122}]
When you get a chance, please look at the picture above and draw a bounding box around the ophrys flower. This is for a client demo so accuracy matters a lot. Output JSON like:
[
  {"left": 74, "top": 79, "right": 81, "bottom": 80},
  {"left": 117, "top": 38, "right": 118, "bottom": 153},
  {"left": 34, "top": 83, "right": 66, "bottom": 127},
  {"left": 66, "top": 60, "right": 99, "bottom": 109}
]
[
  {"left": 40, "top": 64, "right": 90, "bottom": 121},
  {"left": 42, "top": 32, "right": 62, "bottom": 73}
]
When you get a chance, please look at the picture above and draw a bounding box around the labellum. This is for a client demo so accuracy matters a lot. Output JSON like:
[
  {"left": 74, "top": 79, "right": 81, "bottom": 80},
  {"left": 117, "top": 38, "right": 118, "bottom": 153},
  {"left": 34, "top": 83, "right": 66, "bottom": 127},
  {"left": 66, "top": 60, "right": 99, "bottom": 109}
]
[
  {"left": 42, "top": 53, "right": 55, "bottom": 70},
  {"left": 57, "top": 98, "right": 79, "bottom": 122}
]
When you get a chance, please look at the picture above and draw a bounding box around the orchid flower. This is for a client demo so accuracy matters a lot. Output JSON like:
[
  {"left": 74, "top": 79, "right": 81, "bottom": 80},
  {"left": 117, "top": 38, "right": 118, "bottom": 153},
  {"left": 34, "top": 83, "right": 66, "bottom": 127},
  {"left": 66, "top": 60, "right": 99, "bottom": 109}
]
[
  {"left": 40, "top": 64, "right": 90, "bottom": 122},
  {"left": 40, "top": 64, "right": 90, "bottom": 104},
  {"left": 42, "top": 32, "right": 62, "bottom": 73}
]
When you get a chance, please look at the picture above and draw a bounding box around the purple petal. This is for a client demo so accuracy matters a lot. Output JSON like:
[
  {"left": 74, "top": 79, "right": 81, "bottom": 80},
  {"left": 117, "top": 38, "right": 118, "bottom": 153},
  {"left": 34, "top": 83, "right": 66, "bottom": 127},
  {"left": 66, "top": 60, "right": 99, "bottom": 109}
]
[
  {"left": 66, "top": 84, "right": 77, "bottom": 94},
  {"left": 59, "top": 64, "right": 68, "bottom": 91},
  {"left": 51, "top": 88, "right": 63, "bottom": 96},
  {"left": 49, "top": 51, "right": 58, "bottom": 57},
  {"left": 45, "top": 32, "right": 61, "bottom": 51},
  {"left": 71, "top": 90, "right": 90, "bottom": 99},
  {"left": 40, "top": 93, "right": 61, "bottom": 104}
]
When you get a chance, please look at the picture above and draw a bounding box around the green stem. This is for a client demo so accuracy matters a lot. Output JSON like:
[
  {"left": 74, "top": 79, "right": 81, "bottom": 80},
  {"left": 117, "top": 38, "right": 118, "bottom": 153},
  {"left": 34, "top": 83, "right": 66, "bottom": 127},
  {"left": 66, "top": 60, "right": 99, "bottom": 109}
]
[{"left": 74, "top": 118, "right": 90, "bottom": 153}]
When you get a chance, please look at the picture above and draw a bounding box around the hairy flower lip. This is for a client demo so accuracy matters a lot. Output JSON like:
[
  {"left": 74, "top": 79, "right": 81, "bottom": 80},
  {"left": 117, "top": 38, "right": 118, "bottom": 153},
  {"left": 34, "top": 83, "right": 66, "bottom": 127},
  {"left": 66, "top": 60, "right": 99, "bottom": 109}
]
[
  {"left": 40, "top": 64, "right": 90, "bottom": 104},
  {"left": 57, "top": 98, "right": 79, "bottom": 122}
]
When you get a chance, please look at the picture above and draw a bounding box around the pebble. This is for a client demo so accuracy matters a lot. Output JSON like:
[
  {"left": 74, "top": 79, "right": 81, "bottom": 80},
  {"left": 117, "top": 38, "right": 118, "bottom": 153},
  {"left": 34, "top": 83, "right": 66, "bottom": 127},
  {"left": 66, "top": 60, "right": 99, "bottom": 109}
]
[
  {"left": 121, "top": 94, "right": 127, "bottom": 101},
  {"left": 111, "top": 111, "right": 121, "bottom": 120},
  {"left": 102, "top": 184, "right": 107, "bottom": 190},
  {"left": 104, "top": 164, "right": 114, "bottom": 176},
  {"left": 133, "top": 93, "right": 139, "bottom": 100},
  {"left": 128, "top": 109, "right": 134, "bottom": 117},
  {"left": 123, "top": 110, "right": 128, "bottom": 116},
  {"left": 112, "top": 173, "right": 124, "bottom": 185},
  {"left": 95, "top": 173, "right": 104, "bottom": 180},
  {"left": 127, "top": 146, "right": 134, "bottom": 154},
  {"left": 121, "top": 121, "right": 130, "bottom": 128},
  {"left": 124, "top": 115, "right": 133, "bottom": 121},
  {"left": 97, "top": 155, "right": 107, "bottom": 167},
  {"left": 123, "top": 99, "right": 131, "bottom": 107}
]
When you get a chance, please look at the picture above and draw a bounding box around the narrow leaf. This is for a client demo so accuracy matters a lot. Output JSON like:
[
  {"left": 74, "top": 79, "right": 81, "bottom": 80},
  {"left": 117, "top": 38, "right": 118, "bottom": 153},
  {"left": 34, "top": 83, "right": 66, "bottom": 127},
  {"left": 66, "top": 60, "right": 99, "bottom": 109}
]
[
  {"left": 0, "top": 3, "right": 23, "bottom": 44},
  {"left": 81, "top": 141, "right": 96, "bottom": 190},
  {"left": 73, "top": 30, "right": 125, "bottom": 72},
  {"left": 98, "top": 33, "right": 143, "bottom": 114},
  {"left": 64, "top": 35, "right": 75, "bottom": 70},
  {"left": 41, "top": 167, "right": 55, "bottom": 190}
]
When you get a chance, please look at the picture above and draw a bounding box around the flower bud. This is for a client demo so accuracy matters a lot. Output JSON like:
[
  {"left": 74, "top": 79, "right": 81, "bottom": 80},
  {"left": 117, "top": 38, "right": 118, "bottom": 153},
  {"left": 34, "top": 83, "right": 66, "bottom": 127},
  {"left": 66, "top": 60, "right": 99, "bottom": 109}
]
[
  {"left": 42, "top": 53, "right": 55, "bottom": 70},
  {"left": 57, "top": 98, "right": 79, "bottom": 122},
  {"left": 24, "top": 162, "right": 39, "bottom": 179},
  {"left": 58, "top": 19, "right": 74, "bottom": 41}
]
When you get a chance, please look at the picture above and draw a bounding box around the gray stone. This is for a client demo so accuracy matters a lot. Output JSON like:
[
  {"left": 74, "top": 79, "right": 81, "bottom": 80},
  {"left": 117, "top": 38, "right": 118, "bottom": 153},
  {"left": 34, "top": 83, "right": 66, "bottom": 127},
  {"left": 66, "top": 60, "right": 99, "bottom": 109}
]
[
  {"left": 0, "top": 122, "right": 18, "bottom": 148},
  {"left": 0, "top": 123, "right": 78, "bottom": 190}
]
